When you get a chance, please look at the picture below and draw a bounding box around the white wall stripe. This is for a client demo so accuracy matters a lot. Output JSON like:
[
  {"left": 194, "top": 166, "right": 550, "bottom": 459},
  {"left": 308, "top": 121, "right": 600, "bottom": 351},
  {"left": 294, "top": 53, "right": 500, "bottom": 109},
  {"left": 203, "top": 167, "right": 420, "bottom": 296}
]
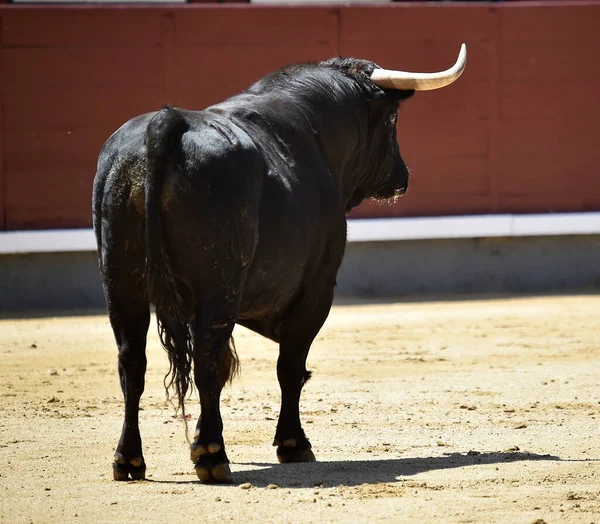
[
  {"left": 0, "top": 229, "right": 98, "bottom": 255},
  {"left": 347, "top": 212, "right": 600, "bottom": 242},
  {"left": 0, "top": 212, "right": 599, "bottom": 255}
]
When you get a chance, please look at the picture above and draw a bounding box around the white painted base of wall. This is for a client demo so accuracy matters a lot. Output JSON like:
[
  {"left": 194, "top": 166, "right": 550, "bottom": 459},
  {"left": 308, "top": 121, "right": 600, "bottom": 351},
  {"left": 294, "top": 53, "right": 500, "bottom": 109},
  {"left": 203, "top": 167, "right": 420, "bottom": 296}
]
[
  {"left": 0, "top": 212, "right": 599, "bottom": 255},
  {"left": 347, "top": 212, "right": 600, "bottom": 242}
]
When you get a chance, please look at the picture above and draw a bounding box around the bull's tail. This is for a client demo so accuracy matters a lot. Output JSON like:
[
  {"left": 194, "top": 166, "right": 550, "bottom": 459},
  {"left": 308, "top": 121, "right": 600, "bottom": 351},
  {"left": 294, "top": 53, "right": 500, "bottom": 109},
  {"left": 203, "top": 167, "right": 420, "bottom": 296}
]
[{"left": 144, "top": 106, "right": 193, "bottom": 424}]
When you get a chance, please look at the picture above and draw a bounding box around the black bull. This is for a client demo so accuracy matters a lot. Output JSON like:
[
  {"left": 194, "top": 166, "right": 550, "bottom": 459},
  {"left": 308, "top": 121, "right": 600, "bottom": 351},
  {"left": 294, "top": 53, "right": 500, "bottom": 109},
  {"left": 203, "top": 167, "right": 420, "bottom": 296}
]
[{"left": 93, "top": 57, "right": 422, "bottom": 483}]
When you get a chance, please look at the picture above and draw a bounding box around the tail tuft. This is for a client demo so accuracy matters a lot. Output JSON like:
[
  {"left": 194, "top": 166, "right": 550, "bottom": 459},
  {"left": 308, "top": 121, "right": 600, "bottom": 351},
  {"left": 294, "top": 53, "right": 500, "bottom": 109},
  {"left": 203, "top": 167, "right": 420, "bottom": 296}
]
[{"left": 220, "top": 335, "right": 240, "bottom": 389}]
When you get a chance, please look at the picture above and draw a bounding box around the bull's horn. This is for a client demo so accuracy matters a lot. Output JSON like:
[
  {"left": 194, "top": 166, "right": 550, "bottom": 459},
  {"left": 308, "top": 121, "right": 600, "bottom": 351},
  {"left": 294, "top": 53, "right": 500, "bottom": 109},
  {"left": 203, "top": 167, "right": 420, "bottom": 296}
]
[{"left": 370, "top": 43, "right": 467, "bottom": 91}]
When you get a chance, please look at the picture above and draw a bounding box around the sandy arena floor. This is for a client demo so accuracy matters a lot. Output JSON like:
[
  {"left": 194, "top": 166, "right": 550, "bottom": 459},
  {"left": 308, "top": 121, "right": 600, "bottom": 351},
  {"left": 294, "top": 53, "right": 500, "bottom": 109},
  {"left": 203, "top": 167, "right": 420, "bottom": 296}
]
[{"left": 1, "top": 293, "right": 599, "bottom": 523}]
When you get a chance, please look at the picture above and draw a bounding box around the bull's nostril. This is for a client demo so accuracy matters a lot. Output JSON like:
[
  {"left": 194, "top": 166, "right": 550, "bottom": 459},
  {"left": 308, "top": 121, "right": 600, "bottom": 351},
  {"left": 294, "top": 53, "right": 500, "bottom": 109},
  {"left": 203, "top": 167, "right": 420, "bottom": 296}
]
[{"left": 394, "top": 187, "right": 406, "bottom": 197}]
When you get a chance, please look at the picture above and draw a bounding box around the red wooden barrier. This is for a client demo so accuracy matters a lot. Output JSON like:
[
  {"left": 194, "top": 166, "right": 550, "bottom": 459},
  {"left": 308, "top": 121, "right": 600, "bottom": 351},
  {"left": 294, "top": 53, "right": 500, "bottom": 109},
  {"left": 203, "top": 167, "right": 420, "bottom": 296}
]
[
  {"left": 0, "top": 16, "right": 3, "bottom": 228},
  {"left": 0, "top": 3, "right": 599, "bottom": 230}
]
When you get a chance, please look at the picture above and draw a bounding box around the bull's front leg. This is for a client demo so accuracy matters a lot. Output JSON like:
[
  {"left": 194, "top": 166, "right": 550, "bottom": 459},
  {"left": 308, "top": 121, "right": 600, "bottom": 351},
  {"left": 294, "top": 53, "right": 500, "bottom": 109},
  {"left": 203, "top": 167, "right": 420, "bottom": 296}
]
[
  {"left": 273, "top": 338, "right": 316, "bottom": 463},
  {"left": 190, "top": 320, "right": 236, "bottom": 483}
]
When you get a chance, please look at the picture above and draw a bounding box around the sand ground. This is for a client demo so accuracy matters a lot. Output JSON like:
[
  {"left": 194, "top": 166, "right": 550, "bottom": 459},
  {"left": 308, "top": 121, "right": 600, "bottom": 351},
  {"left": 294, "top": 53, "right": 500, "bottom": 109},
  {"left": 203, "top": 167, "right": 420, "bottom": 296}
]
[{"left": 1, "top": 293, "right": 599, "bottom": 523}]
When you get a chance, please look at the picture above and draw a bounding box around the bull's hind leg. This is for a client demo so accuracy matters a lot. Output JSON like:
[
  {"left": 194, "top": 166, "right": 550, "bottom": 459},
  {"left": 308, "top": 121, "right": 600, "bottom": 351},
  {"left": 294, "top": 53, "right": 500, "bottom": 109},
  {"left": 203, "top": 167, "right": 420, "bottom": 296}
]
[
  {"left": 110, "top": 298, "right": 150, "bottom": 481},
  {"left": 189, "top": 314, "right": 237, "bottom": 483},
  {"left": 274, "top": 284, "right": 336, "bottom": 463},
  {"left": 100, "top": 224, "right": 150, "bottom": 481}
]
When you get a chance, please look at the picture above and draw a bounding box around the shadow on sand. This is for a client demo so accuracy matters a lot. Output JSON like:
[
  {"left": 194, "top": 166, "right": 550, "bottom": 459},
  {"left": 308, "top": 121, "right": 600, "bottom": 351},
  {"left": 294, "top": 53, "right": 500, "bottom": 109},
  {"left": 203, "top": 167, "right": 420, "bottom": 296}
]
[{"left": 146, "top": 451, "right": 560, "bottom": 488}]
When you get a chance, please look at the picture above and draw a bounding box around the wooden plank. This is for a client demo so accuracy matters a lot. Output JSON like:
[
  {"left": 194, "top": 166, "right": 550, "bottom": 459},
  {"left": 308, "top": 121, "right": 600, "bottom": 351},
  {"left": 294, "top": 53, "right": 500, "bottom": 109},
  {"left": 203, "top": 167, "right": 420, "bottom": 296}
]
[
  {"left": 499, "top": 115, "right": 597, "bottom": 158},
  {"left": 500, "top": 81, "right": 598, "bottom": 123},
  {"left": 5, "top": 169, "right": 94, "bottom": 229},
  {"left": 501, "top": 4, "right": 600, "bottom": 42},
  {"left": 4, "top": 86, "right": 166, "bottom": 131},
  {"left": 173, "top": 42, "right": 338, "bottom": 110},
  {"left": 340, "top": 5, "right": 493, "bottom": 47},
  {"left": 0, "top": 100, "right": 3, "bottom": 231},
  {"left": 497, "top": 194, "right": 600, "bottom": 215},
  {"left": 2, "top": 8, "right": 164, "bottom": 47},
  {"left": 485, "top": 9, "right": 502, "bottom": 214},
  {"left": 497, "top": 150, "right": 600, "bottom": 198},
  {"left": 0, "top": 18, "right": 4, "bottom": 229},
  {"left": 5, "top": 206, "right": 92, "bottom": 230},
  {"left": 5, "top": 168, "right": 93, "bottom": 210},
  {"left": 399, "top": 98, "right": 490, "bottom": 157},
  {"left": 4, "top": 128, "right": 108, "bottom": 174},
  {"left": 497, "top": 4, "right": 600, "bottom": 206},
  {"left": 3, "top": 47, "right": 165, "bottom": 89},
  {"left": 500, "top": 41, "right": 600, "bottom": 83},
  {"left": 4, "top": 131, "right": 104, "bottom": 228},
  {"left": 175, "top": 7, "right": 338, "bottom": 46},
  {"left": 498, "top": 87, "right": 600, "bottom": 199},
  {"left": 401, "top": 155, "right": 490, "bottom": 196}
]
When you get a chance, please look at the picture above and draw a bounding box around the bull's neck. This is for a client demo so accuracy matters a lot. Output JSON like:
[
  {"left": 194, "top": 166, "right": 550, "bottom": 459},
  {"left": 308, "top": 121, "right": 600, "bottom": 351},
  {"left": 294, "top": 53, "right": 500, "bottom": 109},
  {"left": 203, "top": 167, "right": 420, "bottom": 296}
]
[{"left": 311, "top": 109, "right": 365, "bottom": 212}]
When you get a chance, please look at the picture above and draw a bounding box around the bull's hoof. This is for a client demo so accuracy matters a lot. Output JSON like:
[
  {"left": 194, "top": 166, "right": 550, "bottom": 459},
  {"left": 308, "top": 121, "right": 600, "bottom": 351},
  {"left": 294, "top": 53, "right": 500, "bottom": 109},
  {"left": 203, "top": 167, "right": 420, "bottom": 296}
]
[
  {"left": 113, "top": 453, "right": 146, "bottom": 481},
  {"left": 194, "top": 462, "right": 233, "bottom": 484},
  {"left": 274, "top": 439, "right": 316, "bottom": 463},
  {"left": 191, "top": 441, "right": 232, "bottom": 483}
]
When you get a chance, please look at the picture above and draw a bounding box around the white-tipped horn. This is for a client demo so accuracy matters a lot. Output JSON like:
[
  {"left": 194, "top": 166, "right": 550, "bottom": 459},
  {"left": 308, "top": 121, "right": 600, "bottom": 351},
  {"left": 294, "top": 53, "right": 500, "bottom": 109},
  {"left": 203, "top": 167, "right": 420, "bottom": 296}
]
[{"left": 370, "top": 43, "right": 467, "bottom": 91}]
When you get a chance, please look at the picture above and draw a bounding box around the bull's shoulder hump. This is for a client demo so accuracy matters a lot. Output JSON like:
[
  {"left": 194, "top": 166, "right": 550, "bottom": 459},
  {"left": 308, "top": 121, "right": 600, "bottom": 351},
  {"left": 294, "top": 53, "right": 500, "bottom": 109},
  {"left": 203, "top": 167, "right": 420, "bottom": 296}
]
[{"left": 181, "top": 110, "right": 259, "bottom": 156}]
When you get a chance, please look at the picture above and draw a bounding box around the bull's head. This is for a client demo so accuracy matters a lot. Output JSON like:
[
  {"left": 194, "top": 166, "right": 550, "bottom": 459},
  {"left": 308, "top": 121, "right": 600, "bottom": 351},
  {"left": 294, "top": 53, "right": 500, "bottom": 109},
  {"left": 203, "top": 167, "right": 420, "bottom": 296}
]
[{"left": 346, "top": 44, "right": 467, "bottom": 211}]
